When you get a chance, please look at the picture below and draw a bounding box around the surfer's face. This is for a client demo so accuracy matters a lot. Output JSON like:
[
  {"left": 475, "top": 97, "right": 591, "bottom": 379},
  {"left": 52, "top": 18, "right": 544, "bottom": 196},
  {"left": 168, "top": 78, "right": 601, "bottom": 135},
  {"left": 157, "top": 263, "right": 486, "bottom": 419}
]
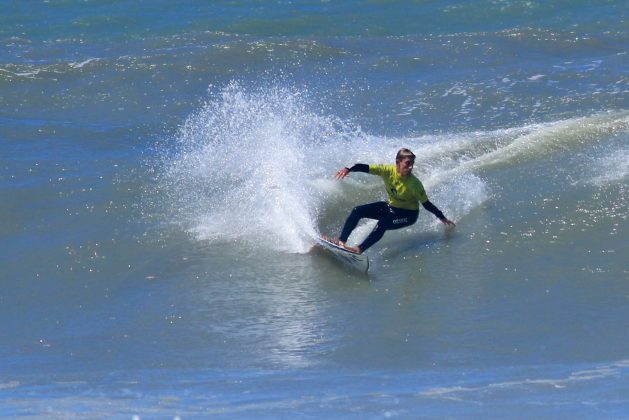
[{"left": 396, "top": 157, "right": 414, "bottom": 177}]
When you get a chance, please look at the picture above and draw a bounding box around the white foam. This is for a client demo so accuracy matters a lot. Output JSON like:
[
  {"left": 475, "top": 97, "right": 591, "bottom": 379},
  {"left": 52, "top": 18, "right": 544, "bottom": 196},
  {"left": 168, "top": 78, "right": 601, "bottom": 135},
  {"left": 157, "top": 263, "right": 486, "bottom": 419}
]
[
  {"left": 419, "top": 359, "right": 629, "bottom": 400},
  {"left": 587, "top": 146, "right": 629, "bottom": 186},
  {"left": 0, "top": 67, "right": 42, "bottom": 78},
  {"left": 70, "top": 58, "right": 99, "bottom": 69}
]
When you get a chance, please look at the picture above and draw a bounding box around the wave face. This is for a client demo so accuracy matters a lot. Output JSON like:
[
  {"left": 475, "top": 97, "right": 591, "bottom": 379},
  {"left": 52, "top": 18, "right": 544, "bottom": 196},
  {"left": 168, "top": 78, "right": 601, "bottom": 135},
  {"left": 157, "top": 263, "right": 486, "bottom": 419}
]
[{"left": 153, "top": 82, "right": 628, "bottom": 255}]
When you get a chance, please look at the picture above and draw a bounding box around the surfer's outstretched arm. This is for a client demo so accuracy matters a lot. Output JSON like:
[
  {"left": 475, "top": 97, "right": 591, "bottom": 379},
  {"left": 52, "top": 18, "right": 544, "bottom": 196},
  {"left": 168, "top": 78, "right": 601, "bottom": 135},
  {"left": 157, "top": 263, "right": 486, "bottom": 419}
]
[
  {"left": 422, "top": 200, "right": 456, "bottom": 226},
  {"left": 335, "top": 163, "right": 369, "bottom": 179}
]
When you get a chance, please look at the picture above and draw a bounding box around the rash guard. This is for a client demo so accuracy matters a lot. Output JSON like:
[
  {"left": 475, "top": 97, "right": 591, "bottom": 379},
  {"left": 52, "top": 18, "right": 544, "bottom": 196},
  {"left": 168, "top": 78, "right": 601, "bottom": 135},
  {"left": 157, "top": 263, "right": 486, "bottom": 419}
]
[{"left": 348, "top": 163, "right": 446, "bottom": 220}]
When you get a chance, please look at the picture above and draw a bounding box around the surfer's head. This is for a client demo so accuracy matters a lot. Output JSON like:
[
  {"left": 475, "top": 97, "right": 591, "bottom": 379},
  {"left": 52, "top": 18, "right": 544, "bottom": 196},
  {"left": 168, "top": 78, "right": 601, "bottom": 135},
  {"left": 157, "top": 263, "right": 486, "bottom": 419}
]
[
  {"left": 396, "top": 148, "right": 416, "bottom": 162},
  {"left": 396, "top": 148, "right": 415, "bottom": 177}
]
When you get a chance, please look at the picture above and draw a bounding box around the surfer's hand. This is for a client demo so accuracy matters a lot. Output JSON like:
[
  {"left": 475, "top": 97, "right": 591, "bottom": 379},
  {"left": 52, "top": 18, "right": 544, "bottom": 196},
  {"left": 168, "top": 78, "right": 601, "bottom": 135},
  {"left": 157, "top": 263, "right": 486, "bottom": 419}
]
[
  {"left": 441, "top": 218, "right": 456, "bottom": 227},
  {"left": 335, "top": 167, "right": 350, "bottom": 180}
]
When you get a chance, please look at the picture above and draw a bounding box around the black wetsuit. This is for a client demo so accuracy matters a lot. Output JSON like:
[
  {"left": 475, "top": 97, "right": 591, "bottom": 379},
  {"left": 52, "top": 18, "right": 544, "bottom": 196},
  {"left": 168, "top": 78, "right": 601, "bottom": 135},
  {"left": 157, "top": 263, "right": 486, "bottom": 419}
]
[{"left": 339, "top": 163, "right": 446, "bottom": 252}]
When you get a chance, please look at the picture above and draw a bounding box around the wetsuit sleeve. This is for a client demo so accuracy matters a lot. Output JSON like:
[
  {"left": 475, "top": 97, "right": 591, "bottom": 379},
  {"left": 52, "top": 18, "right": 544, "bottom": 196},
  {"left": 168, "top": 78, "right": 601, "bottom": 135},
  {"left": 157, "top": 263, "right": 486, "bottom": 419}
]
[
  {"left": 347, "top": 163, "right": 369, "bottom": 173},
  {"left": 422, "top": 200, "right": 446, "bottom": 220}
]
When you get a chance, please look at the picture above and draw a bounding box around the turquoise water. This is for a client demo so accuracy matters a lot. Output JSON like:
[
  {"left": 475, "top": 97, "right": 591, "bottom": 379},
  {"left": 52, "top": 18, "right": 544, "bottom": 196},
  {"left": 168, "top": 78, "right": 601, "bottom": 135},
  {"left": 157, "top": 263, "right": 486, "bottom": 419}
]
[{"left": 1, "top": 1, "right": 628, "bottom": 417}]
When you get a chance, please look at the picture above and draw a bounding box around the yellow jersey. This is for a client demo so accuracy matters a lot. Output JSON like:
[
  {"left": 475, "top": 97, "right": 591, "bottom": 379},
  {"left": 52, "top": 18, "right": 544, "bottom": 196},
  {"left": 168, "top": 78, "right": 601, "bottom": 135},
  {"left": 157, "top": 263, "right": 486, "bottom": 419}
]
[{"left": 369, "top": 164, "right": 428, "bottom": 210}]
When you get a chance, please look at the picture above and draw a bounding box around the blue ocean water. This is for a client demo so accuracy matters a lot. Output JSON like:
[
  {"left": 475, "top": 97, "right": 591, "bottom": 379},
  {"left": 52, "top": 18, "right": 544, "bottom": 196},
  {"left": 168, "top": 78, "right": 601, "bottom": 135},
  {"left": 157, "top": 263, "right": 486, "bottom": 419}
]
[{"left": 1, "top": 0, "right": 628, "bottom": 417}]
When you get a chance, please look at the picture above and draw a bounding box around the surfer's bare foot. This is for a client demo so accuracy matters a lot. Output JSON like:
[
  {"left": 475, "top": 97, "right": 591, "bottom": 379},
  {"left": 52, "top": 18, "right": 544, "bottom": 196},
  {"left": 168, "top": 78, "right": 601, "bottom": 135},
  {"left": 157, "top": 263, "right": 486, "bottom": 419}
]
[
  {"left": 322, "top": 235, "right": 361, "bottom": 253},
  {"left": 342, "top": 244, "right": 362, "bottom": 254},
  {"left": 324, "top": 236, "right": 343, "bottom": 246},
  {"left": 330, "top": 238, "right": 361, "bottom": 254}
]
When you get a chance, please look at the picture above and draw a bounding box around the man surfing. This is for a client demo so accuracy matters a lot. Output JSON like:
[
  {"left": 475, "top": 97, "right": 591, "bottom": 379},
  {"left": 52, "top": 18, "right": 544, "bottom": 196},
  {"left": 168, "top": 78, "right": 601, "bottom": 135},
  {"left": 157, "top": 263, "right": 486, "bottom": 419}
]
[{"left": 328, "top": 148, "right": 455, "bottom": 254}]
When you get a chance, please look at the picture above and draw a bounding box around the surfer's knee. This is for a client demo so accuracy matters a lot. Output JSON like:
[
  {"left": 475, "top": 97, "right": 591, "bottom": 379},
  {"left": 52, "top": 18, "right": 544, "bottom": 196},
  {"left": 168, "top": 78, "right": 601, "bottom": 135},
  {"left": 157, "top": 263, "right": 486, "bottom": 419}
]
[{"left": 350, "top": 205, "right": 363, "bottom": 216}]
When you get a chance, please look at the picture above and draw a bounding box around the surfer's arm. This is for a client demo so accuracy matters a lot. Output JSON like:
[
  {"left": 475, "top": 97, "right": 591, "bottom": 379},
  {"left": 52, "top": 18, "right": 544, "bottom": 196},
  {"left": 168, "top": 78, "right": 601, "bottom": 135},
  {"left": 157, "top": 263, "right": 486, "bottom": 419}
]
[
  {"left": 422, "top": 200, "right": 456, "bottom": 226},
  {"left": 335, "top": 163, "right": 369, "bottom": 179}
]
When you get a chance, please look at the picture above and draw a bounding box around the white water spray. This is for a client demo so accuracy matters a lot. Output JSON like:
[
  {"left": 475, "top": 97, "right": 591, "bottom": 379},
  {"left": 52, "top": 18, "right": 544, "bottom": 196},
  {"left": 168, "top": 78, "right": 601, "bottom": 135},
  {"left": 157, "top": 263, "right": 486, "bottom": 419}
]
[{"left": 158, "top": 82, "right": 359, "bottom": 253}]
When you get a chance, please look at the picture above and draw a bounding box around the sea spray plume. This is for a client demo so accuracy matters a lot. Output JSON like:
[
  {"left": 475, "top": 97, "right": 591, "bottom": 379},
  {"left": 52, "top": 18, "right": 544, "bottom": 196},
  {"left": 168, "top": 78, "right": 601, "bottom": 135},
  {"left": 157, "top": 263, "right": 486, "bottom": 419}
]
[{"left": 158, "top": 82, "right": 358, "bottom": 253}]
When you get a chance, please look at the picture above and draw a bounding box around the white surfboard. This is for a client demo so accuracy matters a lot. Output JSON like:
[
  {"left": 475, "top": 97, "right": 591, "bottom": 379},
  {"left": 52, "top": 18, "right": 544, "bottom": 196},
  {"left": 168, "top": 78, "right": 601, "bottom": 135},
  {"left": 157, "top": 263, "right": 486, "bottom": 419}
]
[{"left": 317, "top": 237, "right": 369, "bottom": 273}]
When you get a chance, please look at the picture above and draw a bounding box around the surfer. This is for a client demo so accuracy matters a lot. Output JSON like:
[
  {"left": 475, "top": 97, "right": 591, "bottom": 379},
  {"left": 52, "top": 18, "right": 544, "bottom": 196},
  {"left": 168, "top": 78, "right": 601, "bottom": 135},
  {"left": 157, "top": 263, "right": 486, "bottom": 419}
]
[{"left": 331, "top": 148, "right": 455, "bottom": 254}]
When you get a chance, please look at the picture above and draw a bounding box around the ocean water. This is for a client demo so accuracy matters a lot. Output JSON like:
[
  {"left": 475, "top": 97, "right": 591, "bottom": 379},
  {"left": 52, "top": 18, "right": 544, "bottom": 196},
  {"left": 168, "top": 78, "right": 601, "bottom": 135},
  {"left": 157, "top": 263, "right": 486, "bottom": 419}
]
[{"left": 1, "top": 0, "right": 628, "bottom": 417}]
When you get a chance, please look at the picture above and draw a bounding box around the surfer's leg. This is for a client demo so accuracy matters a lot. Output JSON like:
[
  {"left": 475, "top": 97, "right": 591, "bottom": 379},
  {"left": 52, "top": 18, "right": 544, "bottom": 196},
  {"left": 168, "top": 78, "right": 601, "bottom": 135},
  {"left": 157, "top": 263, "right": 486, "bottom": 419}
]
[
  {"left": 338, "top": 201, "right": 388, "bottom": 244},
  {"left": 359, "top": 208, "right": 419, "bottom": 252},
  {"left": 358, "top": 224, "right": 387, "bottom": 252}
]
